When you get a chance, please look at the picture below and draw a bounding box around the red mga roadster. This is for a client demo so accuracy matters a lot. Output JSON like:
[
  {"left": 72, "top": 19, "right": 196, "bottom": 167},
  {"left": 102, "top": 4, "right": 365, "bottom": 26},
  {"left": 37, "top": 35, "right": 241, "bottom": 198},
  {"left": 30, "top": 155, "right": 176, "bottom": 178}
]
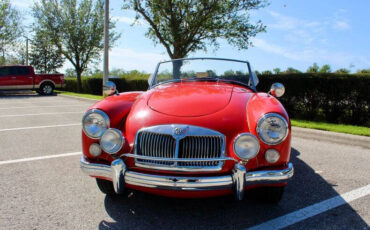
[{"left": 80, "top": 58, "right": 294, "bottom": 202}]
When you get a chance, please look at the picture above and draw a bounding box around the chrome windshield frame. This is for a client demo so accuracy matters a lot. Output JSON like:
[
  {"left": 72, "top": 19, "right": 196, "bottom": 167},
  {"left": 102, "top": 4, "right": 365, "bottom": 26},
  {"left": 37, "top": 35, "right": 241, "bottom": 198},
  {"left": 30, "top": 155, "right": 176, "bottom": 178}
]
[{"left": 149, "top": 57, "right": 257, "bottom": 91}]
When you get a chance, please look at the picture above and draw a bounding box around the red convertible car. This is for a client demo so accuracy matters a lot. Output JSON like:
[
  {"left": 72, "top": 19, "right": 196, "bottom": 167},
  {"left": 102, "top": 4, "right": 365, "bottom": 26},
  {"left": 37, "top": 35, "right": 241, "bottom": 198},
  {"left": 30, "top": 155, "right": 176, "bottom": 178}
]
[{"left": 80, "top": 58, "right": 294, "bottom": 202}]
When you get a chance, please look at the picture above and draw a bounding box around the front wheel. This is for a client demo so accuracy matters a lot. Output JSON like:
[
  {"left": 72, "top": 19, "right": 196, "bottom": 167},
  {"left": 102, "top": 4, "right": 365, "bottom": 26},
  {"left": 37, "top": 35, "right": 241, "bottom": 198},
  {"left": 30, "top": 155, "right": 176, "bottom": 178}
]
[
  {"left": 96, "top": 179, "right": 116, "bottom": 195},
  {"left": 39, "top": 83, "right": 54, "bottom": 95}
]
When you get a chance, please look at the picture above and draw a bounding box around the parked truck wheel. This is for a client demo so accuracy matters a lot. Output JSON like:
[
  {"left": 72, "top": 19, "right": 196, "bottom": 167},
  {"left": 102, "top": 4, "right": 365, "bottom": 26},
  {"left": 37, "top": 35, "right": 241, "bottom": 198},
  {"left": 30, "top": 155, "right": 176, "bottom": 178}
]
[{"left": 39, "top": 83, "right": 54, "bottom": 95}]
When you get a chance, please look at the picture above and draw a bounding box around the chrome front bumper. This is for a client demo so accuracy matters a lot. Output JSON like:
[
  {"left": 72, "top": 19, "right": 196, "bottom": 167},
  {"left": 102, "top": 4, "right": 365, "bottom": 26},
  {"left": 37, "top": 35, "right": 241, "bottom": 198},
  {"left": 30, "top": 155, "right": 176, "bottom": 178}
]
[{"left": 80, "top": 156, "right": 294, "bottom": 200}]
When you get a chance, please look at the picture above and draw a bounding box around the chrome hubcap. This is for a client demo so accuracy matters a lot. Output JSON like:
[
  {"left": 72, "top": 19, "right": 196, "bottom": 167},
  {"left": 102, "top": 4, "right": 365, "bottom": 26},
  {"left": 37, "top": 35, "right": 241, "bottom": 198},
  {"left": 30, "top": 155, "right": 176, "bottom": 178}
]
[{"left": 43, "top": 85, "right": 52, "bottom": 94}]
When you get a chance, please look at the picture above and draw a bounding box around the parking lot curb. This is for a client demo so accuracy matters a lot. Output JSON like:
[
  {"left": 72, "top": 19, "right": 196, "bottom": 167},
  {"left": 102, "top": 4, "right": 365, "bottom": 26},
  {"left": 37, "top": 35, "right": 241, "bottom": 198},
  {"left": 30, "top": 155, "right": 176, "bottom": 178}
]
[
  {"left": 292, "top": 127, "right": 370, "bottom": 149},
  {"left": 57, "top": 94, "right": 99, "bottom": 103}
]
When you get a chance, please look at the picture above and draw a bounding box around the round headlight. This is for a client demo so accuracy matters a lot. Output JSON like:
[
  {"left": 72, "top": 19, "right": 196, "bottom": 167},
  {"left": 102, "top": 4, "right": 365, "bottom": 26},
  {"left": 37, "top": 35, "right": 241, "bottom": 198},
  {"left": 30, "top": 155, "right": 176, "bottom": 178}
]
[
  {"left": 256, "top": 113, "right": 288, "bottom": 145},
  {"left": 82, "top": 109, "right": 110, "bottom": 139},
  {"left": 233, "top": 133, "right": 260, "bottom": 160},
  {"left": 100, "top": 128, "right": 124, "bottom": 154},
  {"left": 265, "top": 149, "right": 280, "bottom": 163}
]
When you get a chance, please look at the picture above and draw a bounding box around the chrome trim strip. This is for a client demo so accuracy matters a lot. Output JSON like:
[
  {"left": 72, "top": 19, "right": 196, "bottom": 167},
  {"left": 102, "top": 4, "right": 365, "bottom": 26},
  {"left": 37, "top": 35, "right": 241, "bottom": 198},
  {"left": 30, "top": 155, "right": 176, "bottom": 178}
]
[
  {"left": 80, "top": 156, "right": 294, "bottom": 197},
  {"left": 233, "top": 163, "right": 246, "bottom": 201},
  {"left": 111, "top": 159, "right": 126, "bottom": 194},
  {"left": 122, "top": 153, "right": 238, "bottom": 162},
  {"left": 246, "top": 162, "right": 294, "bottom": 183},
  {"left": 80, "top": 157, "right": 112, "bottom": 179},
  {"left": 125, "top": 171, "right": 233, "bottom": 191}
]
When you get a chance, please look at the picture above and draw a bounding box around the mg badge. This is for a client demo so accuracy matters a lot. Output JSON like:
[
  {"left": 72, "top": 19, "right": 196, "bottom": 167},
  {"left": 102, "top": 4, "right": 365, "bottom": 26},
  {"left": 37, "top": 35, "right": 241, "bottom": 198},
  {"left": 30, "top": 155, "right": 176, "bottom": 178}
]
[
  {"left": 173, "top": 126, "right": 189, "bottom": 136},
  {"left": 174, "top": 127, "right": 184, "bottom": 135}
]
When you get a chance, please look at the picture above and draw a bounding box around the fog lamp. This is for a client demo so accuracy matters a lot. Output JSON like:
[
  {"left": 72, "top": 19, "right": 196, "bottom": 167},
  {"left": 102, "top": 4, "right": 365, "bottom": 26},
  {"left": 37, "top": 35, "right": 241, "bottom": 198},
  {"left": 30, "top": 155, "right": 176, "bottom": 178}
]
[
  {"left": 265, "top": 149, "right": 280, "bottom": 163},
  {"left": 89, "top": 143, "right": 102, "bottom": 157}
]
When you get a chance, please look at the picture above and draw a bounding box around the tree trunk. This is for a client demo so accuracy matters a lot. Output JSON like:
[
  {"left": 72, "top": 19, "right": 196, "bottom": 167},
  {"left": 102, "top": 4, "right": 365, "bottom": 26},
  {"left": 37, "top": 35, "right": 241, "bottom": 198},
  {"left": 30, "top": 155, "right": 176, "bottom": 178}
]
[
  {"left": 171, "top": 49, "right": 185, "bottom": 79},
  {"left": 76, "top": 68, "right": 83, "bottom": 92},
  {"left": 172, "top": 59, "right": 183, "bottom": 79}
]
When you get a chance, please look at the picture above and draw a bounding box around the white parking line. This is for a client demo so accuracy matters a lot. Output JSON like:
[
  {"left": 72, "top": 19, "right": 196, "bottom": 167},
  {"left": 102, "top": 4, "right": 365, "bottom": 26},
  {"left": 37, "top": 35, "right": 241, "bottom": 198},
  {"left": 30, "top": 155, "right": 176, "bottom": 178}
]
[
  {"left": 0, "top": 123, "right": 80, "bottom": 132},
  {"left": 0, "top": 112, "right": 83, "bottom": 118},
  {"left": 246, "top": 184, "right": 370, "bottom": 230},
  {"left": 0, "top": 104, "right": 90, "bottom": 109},
  {"left": 0, "top": 152, "right": 82, "bottom": 165}
]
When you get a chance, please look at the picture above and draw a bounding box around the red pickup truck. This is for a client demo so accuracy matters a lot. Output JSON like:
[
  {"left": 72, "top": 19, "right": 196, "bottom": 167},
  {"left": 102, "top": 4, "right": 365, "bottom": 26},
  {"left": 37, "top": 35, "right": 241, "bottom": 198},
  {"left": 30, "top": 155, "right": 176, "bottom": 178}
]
[{"left": 0, "top": 65, "right": 65, "bottom": 95}]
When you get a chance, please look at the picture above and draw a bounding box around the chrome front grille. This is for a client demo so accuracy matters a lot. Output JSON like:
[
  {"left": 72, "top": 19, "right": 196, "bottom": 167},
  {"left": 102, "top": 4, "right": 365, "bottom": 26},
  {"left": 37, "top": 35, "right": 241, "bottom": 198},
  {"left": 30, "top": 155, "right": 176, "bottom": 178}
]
[
  {"left": 134, "top": 124, "right": 225, "bottom": 171},
  {"left": 136, "top": 132, "right": 176, "bottom": 166},
  {"left": 178, "top": 136, "right": 223, "bottom": 167}
]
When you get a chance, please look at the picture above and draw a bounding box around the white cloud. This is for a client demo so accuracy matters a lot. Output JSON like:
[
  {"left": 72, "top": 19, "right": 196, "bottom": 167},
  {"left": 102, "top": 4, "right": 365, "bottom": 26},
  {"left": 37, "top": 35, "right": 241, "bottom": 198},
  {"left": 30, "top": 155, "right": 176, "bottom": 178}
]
[
  {"left": 332, "top": 9, "right": 350, "bottom": 30},
  {"left": 268, "top": 11, "right": 322, "bottom": 31},
  {"left": 252, "top": 38, "right": 370, "bottom": 68},
  {"left": 333, "top": 21, "right": 350, "bottom": 30}
]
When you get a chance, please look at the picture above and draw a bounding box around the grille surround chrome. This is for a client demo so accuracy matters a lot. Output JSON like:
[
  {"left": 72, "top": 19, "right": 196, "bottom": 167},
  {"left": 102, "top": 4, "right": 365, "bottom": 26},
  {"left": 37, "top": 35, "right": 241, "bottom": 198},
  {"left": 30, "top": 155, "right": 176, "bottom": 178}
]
[{"left": 134, "top": 124, "right": 226, "bottom": 172}]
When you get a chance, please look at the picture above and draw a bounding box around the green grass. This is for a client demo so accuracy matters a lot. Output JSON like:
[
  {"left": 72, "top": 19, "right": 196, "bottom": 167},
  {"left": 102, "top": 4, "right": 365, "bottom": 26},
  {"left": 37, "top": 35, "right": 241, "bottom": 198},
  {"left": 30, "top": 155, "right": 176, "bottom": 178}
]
[
  {"left": 291, "top": 119, "right": 370, "bottom": 136},
  {"left": 55, "top": 90, "right": 103, "bottom": 100},
  {"left": 56, "top": 90, "right": 370, "bottom": 136}
]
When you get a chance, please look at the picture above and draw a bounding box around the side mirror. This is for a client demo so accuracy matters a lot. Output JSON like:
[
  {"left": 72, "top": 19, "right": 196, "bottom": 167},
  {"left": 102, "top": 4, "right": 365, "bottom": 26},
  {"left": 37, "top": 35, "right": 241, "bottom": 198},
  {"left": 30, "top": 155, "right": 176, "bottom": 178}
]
[
  {"left": 103, "top": 81, "right": 117, "bottom": 97},
  {"left": 269, "top": 83, "right": 285, "bottom": 98}
]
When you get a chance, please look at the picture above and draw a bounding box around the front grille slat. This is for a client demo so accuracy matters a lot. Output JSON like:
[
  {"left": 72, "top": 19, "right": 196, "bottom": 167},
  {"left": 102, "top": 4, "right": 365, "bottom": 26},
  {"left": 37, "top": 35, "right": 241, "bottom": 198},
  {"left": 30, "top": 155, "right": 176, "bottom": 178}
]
[{"left": 135, "top": 126, "right": 224, "bottom": 170}]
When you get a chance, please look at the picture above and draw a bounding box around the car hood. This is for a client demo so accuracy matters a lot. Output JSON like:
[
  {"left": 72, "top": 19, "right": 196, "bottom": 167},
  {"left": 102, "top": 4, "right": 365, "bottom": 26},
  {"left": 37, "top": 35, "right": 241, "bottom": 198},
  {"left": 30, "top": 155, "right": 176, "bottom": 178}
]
[{"left": 147, "top": 82, "right": 233, "bottom": 117}]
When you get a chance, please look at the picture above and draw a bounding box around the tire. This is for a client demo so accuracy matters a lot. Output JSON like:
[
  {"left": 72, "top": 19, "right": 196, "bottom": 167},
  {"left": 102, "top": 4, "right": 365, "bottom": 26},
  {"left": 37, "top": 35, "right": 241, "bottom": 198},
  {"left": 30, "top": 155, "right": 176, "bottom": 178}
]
[
  {"left": 96, "top": 178, "right": 116, "bottom": 195},
  {"left": 255, "top": 186, "right": 285, "bottom": 203},
  {"left": 39, "top": 83, "right": 54, "bottom": 95}
]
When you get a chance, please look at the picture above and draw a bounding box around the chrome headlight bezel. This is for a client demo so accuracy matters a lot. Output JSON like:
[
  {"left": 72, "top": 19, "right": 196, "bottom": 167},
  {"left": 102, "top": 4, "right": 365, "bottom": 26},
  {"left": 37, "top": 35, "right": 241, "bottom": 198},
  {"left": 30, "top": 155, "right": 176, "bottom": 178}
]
[
  {"left": 82, "top": 109, "right": 110, "bottom": 139},
  {"left": 233, "top": 133, "right": 260, "bottom": 161},
  {"left": 256, "top": 113, "right": 289, "bottom": 145},
  {"left": 100, "top": 128, "right": 125, "bottom": 154}
]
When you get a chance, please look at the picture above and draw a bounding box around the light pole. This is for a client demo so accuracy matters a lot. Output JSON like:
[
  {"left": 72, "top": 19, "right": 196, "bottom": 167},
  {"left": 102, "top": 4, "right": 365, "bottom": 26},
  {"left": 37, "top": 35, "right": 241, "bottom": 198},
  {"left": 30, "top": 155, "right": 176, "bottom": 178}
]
[
  {"left": 25, "top": 37, "right": 29, "bottom": 65},
  {"left": 103, "top": 0, "right": 109, "bottom": 97},
  {"left": 24, "top": 36, "right": 29, "bottom": 66}
]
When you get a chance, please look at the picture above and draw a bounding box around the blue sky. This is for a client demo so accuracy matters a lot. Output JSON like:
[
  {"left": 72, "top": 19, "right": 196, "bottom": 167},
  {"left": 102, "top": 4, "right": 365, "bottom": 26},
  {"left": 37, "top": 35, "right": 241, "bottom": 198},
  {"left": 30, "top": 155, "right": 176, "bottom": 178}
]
[{"left": 12, "top": 0, "right": 370, "bottom": 73}]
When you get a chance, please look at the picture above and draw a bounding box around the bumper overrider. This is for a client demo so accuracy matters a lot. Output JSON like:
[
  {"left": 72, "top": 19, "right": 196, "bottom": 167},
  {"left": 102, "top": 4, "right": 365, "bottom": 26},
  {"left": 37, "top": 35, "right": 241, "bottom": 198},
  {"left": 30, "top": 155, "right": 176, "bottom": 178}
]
[{"left": 80, "top": 155, "right": 294, "bottom": 200}]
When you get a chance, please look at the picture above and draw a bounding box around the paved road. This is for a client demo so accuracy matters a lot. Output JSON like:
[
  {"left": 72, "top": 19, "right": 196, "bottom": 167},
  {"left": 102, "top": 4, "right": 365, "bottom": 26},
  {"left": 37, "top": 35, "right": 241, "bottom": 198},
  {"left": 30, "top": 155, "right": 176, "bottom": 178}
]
[{"left": 0, "top": 92, "right": 369, "bottom": 230}]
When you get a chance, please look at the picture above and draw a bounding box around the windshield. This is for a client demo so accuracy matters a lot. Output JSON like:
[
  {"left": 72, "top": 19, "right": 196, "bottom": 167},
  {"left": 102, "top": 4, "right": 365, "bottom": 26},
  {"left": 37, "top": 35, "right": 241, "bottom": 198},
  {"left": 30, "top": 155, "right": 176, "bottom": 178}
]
[{"left": 151, "top": 58, "right": 255, "bottom": 89}]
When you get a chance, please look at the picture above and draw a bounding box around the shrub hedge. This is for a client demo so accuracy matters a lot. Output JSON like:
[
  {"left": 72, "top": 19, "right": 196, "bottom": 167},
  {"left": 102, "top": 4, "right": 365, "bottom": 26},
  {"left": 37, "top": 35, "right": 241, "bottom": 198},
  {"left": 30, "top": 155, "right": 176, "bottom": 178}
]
[
  {"left": 64, "top": 73, "right": 370, "bottom": 127},
  {"left": 257, "top": 73, "right": 370, "bottom": 127}
]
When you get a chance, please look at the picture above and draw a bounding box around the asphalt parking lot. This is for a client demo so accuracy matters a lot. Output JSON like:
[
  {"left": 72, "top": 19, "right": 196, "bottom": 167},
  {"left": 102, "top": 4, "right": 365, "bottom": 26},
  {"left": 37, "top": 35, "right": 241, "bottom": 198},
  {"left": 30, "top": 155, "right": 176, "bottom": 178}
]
[{"left": 0, "top": 91, "right": 369, "bottom": 230}]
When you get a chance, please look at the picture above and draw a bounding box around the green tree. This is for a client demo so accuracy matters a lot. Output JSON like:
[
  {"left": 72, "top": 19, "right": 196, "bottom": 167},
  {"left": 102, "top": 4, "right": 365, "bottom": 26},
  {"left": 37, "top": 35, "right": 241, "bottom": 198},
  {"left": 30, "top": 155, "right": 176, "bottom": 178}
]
[
  {"left": 262, "top": 70, "right": 272, "bottom": 75},
  {"left": 32, "top": 0, "right": 119, "bottom": 91},
  {"left": 123, "top": 0, "right": 266, "bottom": 59},
  {"left": 319, "top": 64, "right": 331, "bottom": 73},
  {"left": 307, "top": 63, "right": 319, "bottom": 73},
  {"left": 273, "top": 68, "right": 281, "bottom": 74},
  {"left": 64, "top": 68, "right": 76, "bottom": 77},
  {"left": 356, "top": 69, "right": 370, "bottom": 74},
  {"left": 0, "top": 0, "right": 22, "bottom": 64},
  {"left": 284, "top": 67, "right": 301, "bottom": 74},
  {"left": 29, "top": 28, "right": 65, "bottom": 73},
  {"left": 335, "top": 68, "right": 350, "bottom": 74}
]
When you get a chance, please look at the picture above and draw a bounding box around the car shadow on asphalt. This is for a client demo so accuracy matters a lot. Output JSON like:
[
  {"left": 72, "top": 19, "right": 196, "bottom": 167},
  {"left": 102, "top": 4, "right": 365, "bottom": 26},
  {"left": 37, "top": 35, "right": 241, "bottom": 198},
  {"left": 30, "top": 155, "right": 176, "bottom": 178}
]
[{"left": 99, "top": 148, "right": 368, "bottom": 230}]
